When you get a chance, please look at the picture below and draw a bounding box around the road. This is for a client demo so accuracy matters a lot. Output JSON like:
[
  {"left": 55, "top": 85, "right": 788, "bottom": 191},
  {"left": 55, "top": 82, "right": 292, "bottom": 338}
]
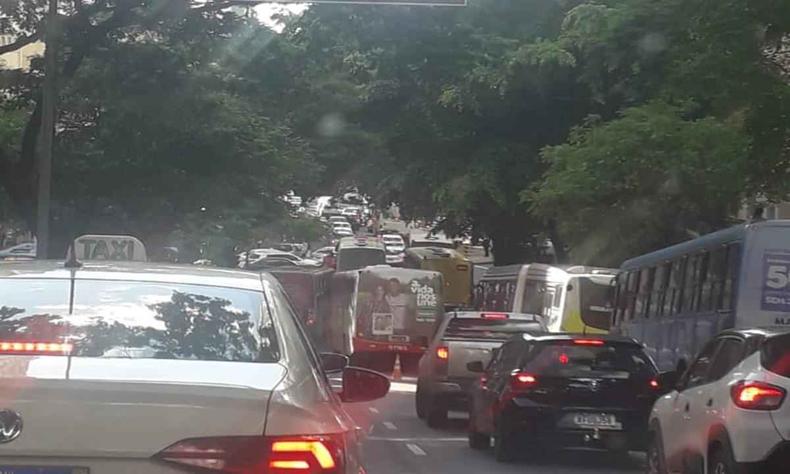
[{"left": 343, "top": 378, "right": 645, "bottom": 474}]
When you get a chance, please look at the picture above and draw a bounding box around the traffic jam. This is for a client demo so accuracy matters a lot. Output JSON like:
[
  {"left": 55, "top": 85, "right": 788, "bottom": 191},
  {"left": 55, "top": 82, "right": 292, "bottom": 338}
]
[{"left": 0, "top": 210, "right": 788, "bottom": 474}]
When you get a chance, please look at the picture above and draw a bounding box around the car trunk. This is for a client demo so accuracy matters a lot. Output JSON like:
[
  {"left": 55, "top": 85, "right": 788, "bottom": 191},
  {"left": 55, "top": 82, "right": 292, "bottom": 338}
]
[{"left": 0, "top": 356, "right": 285, "bottom": 466}]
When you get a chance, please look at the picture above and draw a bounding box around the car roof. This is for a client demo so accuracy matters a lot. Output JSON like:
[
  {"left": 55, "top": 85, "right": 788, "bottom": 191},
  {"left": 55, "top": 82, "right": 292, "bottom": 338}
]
[
  {"left": 337, "top": 236, "right": 385, "bottom": 250},
  {"left": 0, "top": 260, "right": 269, "bottom": 291},
  {"left": 516, "top": 332, "right": 641, "bottom": 345},
  {"left": 717, "top": 326, "right": 790, "bottom": 339}
]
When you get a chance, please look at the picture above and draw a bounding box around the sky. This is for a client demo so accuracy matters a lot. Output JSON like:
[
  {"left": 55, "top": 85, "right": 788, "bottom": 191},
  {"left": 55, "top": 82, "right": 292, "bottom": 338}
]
[{"left": 254, "top": 2, "right": 309, "bottom": 30}]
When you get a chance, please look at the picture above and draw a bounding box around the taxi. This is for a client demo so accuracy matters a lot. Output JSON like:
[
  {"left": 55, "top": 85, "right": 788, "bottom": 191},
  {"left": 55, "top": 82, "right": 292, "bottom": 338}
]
[{"left": 0, "top": 235, "right": 389, "bottom": 474}]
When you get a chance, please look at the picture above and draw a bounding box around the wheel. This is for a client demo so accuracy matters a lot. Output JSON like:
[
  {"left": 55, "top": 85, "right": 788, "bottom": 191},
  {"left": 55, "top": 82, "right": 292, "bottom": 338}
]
[
  {"left": 415, "top": 384, "right": 427, "bottom": 419},
  {"left": 708, "top": 438, "right": 744, "bottom": 474},
  {"left": 426, "top": 398, "right": 448, "bottom": 429},
  {"left": 493, "top": 423, "right": 515, "bottom": 462},
  {"left": 646, "top": 430, "right": 668, "bottom": 474},
  {"left": 468, "top": 416, "right": 490, "bottom": 450}
]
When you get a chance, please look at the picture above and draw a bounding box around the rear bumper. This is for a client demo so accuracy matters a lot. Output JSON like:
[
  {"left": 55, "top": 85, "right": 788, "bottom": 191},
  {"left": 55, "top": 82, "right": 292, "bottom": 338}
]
[{"left": 499, "top": 401, "right": 650, "bottom": 451}]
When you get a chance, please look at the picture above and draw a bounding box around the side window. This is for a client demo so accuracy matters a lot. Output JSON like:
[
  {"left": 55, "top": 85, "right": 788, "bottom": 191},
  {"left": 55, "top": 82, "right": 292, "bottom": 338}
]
[
  {"left": 613, "top": 274, "right": 626, "bottom": 325},
  {"left": 668, "top": 257, "right": 686, "bottom": 315},
  {"left": 625, "top": 271, "right": 638, "bottom": 320},
  {"left": 650, "top": 264, "right": 669, "bottom": 318},
  {"left": 635, "top": 268, "right": 653, "bottom": 319},
  {"left": 707, "top": 338, "right": 745, "bottom": 381},
  {"left": 721, "top": 243, "right": 741, "bottom": 311},
  {"left": 682, "top": 255, "right": 699, "bottom": 312},
  {"left": 704, "top": 247, "right": 727, "bottom": 311},
  {"left": 683, "top": 339, "right": 721, "bottom": 389}
]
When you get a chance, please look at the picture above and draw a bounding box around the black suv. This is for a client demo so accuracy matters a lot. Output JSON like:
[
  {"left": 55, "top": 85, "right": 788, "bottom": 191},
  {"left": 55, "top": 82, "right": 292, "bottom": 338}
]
[{"left": 467, "top": 333, "right": 664, "bottom": 462}]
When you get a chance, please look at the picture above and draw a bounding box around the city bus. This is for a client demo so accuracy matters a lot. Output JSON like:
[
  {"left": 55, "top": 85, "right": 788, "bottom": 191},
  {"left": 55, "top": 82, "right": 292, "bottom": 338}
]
[
  {"left": 403, "top": 246, "right": 473, "bottom": 309},
  {"left": 474, "top": 263, "right": 568, "bottom": 315},
  {"left": 546, "top": 267, "right": 617, "bottom": 334},
  {"left": 326, "top": 265, "right": 444, "bottom": 373},
  {"left": 335, "top": 236, "right": 386, "bottom": 271},
  {"left": 612, "top": 220, "right": 790, "bottom": 372},
  {"left": 267, "top": 267, "right": 334, "bottom": 349}
]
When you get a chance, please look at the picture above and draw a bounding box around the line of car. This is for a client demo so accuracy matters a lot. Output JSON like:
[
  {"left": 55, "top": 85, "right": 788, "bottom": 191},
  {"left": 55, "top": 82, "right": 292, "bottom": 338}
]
[{"left": 415, "top": 311, "right": 790, "bottom": 474}]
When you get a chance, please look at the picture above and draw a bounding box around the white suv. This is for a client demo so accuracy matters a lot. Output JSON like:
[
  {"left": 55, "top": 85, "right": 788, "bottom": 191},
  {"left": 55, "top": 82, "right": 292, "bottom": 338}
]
[{"left": 647, "top": 327, "right": 790, "bottom": 474}]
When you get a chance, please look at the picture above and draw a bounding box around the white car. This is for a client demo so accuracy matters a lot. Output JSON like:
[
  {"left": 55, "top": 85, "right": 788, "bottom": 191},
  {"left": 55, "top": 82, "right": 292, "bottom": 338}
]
[
  {"left": 647, "top": 327, "right": 790, "bottom": 474},
  {"left": 332, "top": 223, "right": 353, "bottom": 237},
  {"left": 238, "top": 249, "right": 319, "bottom": 268},
  {"left": 0, "top": 241, "right": 36, "bottom": 258},
  {"left": 381, "top": 234, "right": 406, "bottom": 253},
  {"left": 0, "top": 235, "right": 390, "bottom": 474}
]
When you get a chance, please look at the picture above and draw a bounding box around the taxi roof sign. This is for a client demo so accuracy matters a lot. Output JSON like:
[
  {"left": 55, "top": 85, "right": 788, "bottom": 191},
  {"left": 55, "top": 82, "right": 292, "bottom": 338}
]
[{"left": 69, "top": 235, "right": 147, "bottom": 262}]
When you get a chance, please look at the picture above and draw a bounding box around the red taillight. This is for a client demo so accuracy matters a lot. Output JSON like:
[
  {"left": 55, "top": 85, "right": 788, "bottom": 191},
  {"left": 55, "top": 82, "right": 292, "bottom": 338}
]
[
  {"left": 559, "top": 353, "right": 569, "bottom": 365},
  {"left": 436, "top": 346, "right": 449, "bottom": 360},
  {"left": 572, "top": 339, "right": 604, "bottom": 346},
  {"left": 510, "top": 371, "right": 537, "bottom": 389},
  {"left": 154, "top": 435, "right": 343, "bottom": 474},
  {"left": 731, "top": 381, "right": 786, "bottom": 411},
  {"left": 649, "top": 378, "right": 660, "bottom": 390},
  {"left": 481, "top": 312, "right": 508, "bottom": 320},
  {"left": 0, "top": 341, "right": 72, "bottom": 355}
]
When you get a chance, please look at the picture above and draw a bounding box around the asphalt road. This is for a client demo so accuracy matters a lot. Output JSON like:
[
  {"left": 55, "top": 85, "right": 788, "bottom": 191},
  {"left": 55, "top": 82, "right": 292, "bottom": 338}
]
[{"left": 343, "top": 378, "right": 646, "bottom": 474}]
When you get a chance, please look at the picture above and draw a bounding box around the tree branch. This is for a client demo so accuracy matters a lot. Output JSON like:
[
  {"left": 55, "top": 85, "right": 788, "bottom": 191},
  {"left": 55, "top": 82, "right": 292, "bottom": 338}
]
[{"left": 0, "top": 32, "right": 42, "bottom": 55}]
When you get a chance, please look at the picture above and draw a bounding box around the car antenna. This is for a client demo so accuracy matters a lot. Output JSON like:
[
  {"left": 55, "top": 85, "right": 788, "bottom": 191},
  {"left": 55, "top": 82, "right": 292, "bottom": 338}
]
[{"left": 64, "top": 241, "right": 82, "bottom": 268}]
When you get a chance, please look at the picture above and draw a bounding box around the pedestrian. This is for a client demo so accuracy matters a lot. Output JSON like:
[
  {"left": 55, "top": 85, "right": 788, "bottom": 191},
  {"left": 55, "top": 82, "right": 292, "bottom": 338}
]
[{"left": 482, "top": 237, "right": 491, "bottom": 257}]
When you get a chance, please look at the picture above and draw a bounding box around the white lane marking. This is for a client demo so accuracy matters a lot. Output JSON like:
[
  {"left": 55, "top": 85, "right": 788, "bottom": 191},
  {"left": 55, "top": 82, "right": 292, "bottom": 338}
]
[
  {"left": 367, "top": 437, "right": 466, "bottom": 442},
  {"left": 368, "top": 425, "right": 375, "bottom": 435},
  {"left": 382, "top": 421, "right": 397, "bottom": 430},
  {"left": 389, "top": 382, "right": 417, "bottom": 393},
  {"left": 368, "top": 407, "right": 379, "bottom": 414},
  {"left": 406, "top": 443, "right": 427, "bottom": 456}
]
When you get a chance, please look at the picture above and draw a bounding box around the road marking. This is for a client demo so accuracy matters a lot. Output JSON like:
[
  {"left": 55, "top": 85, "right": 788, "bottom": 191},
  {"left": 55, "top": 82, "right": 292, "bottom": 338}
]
[
  {"left": 368, "top": 407, "right": 379, "bottom": 414},
  {"left": 367, "top": 437, "right": 466, "bottom": 442},
  {"left": 405, "top": 443, "right": 427, "bottom": 456},
  {"left": 382, "top": 421, "right": 397, "bottom": 430},
  {"left": 368, "top": 425, "right": 375, "bottom": 435}
]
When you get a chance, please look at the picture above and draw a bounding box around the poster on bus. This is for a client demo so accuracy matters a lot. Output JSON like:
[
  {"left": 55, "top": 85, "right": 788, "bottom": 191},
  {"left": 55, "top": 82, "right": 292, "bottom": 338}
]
[{"left": 355, "top": 269, "right": 442, "bottom": 340}]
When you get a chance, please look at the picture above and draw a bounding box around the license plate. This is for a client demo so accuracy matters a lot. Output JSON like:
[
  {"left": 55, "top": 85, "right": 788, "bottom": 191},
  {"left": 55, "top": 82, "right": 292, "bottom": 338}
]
[
  {"left": 388, "top": 335, "right": 409, "bottom": 342},
  {"left": 570, "top": 413, "right": 622, "bottom": 430},
  {"left": 0, "top": 468, "right": 87, "bottom": 474}
]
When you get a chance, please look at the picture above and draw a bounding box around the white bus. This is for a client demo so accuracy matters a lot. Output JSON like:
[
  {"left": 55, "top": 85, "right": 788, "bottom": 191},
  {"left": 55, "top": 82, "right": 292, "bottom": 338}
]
[
  {"left": 612, "top": 220, "right": 790, "bottom": 372},
  {"left": 546, "top": 267, "right": 617, "bottom": 334}
]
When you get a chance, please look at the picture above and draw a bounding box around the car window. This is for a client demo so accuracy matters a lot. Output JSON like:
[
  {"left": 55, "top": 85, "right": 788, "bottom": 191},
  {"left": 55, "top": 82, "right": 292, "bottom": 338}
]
[
  {"left": 762, "top": 334, "right": 790, "bottom": 378},
  {"left": 0, "top": 279, "right": 71, "bottom": 342},
  {"left": 522, "top": 342, "right": 657, "bottom": 379},
  {"left": 443, "top": 318, "right": 541, "bottom": 340},
  {"left": 683, "top": 339, "right": 721, "bottom": 388},
  {"left": 707, "top": 337, "right": 745, "bottom": 381}
]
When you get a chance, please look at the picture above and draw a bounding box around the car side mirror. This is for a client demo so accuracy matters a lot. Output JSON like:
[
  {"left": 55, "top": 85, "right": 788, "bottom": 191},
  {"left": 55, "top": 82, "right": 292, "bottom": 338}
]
[
  {"left": 340, "top": 367, "right": 390, "bottom": 403},
  {"left": 657, "top": 370, "right": 679, "bottom": 393},
  {"left": 466, "top": 361, "right": 485, "bottom": 373},
  {"left": 320, "top": 353, "right": 349, "bottom": 373}
]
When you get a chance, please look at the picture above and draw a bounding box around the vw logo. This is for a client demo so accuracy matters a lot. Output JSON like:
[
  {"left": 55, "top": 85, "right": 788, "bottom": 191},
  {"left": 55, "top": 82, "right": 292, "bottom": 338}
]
[{"left": 0, "top": 410, "right": 23, "bottom": 444}]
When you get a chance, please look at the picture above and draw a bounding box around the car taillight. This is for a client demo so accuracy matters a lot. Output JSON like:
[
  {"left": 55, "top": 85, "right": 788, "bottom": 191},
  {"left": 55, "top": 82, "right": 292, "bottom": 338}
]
[
  {"left": 572, "top": 339, "right": 604, "bottom": 346},
  {"left": 0, "top": 341, "right": 72, "bottom": 355},
  {"left": 436, "top": 346, "right": 449, "bottom": 360},
  {"left": 731, "top": 381, "right": 786, "bottom": 411},
  {"left": 154, "top": 435, "right": 344, "bottom": 474},
  {"left": 649, "top": 378, "right": 660, "bottom": 390},
  {"left": 481, "top": 312, "right": 508, "bottom": 320},
  {"left": 510, "top": 371, "right": 538, "bottom": 390}
]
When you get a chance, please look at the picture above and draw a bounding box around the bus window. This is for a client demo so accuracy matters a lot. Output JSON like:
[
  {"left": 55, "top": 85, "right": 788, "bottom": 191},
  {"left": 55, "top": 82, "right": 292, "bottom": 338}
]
[
  {"left": 721, "top": 243, "right": 741, "bottom": 311},
  {"left": 667, "top": 257, "right": 686, "bottom": 315},
  {"left": 578, "top": 276, "right": 614, "bottom": 330},
  {"left": 635, "top": 268, "right": 653, "bottom": 319},
  {"left": 682, "top": 255, "right": 699, "bottom": 312},
  {"left": 649, "top": 264, "right": 669, "bottom": 318},
  {"left": 521, "top": 281, "right": 545, "bottom": 314},
  {"left": 625, "top": 271, "right": 638, "bottom": 321},
  {"left": 613, "top": 275, "right": 626, "bottom": 325},
  {"left": 703, "top": 247, "right": 727, "bottom": 311},
  {"left": 693, "top": 252, "right": 709, "bottom": 312}
]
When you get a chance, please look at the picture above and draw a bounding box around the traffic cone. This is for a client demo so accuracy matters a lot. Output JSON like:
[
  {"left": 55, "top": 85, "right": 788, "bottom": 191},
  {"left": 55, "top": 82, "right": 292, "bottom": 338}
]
[{"left": 392, "top": 353, "right": 402, "bottom": 381}]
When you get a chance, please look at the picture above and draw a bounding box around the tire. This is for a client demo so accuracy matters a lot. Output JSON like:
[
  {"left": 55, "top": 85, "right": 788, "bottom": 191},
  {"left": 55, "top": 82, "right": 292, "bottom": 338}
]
[
  {"left": 426, "top": 398, "right": 448, "bottom": 429},
  {"left": 415, "top": 384, "right": 427, "bottom": 419},
  {"left": 468, "top": 416, "right": 490, "bottom": 450},
  {"left": 708, "top": 438, "right": 744, "bottom": 474},
  {"left": 646, "top": 429, "right": 668, "bottom": 474},
  {"left": 493, "top": 423, "right": 515, "bottom": 463}
]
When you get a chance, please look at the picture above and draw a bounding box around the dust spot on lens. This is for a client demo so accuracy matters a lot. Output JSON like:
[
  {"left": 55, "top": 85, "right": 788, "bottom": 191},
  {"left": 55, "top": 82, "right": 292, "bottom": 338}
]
[{"left": 317, "top": 113, "right": 346, "bottom": 137}]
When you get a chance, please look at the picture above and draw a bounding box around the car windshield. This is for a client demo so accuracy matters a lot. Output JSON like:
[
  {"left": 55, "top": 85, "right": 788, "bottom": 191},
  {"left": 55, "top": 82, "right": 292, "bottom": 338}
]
[
  {"left": 0, "top": 279, "right": 278, "bottom": 362},
  {"left": 523, "top": 342, "right": 656, "bottom": 379}
]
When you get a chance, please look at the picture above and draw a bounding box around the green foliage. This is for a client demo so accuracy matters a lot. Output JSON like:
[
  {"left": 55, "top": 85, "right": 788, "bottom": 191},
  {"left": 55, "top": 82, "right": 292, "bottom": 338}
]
[{"left": 532, "top": 101, "right": 751, "bottom": 265}]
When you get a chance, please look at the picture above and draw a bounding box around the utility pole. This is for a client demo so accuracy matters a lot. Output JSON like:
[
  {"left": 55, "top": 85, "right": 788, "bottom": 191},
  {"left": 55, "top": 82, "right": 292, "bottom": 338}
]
[{"left": 36, "top": 0, "right": 58, "bottom": 259}]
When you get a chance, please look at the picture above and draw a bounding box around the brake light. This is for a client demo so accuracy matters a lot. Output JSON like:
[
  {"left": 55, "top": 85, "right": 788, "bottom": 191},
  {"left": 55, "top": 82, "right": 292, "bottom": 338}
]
[
  {"left": 0, "top": 341, "right": 72, "bottom": 355},
  {"left": 481, "top": 312, "right": 508, "bottom": 320},
  {"left": 154, "top": 435, "right": 343, "bottom": 473},
  {"left": 572, "top": 339, "right": 604, "bottom": 346},
  {"left": 559, "top": 353, "right": 569, "bottom": 365},
  {"left": 510, "top": 371, "right": 537, "bottom": 389},
  {"left": 731, "top": 381, "right": 786, "bottom": 411},
  {"left": 436, "top": 346, "right": 449, "bottom": 360},
  {"left": 649, "top": 378, "right": 660, "bottom": 390}
]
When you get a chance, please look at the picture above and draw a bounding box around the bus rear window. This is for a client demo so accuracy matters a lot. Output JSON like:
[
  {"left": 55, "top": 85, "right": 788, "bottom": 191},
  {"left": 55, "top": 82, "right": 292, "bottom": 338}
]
[
  {"left": 337, "top": 248, "right": 386, "bottom": 271},
  {"left": 443, "top": 318, "right": 541, "bottom": 340},
  {"left": 762, "top": 334, "right": 790, "bottom": 377}
]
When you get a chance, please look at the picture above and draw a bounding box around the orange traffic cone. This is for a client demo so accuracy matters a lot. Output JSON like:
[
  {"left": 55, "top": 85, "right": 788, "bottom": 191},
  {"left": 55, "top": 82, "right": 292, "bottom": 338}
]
[{"left": 392, "top": 353, "right": 402, "bottom": 381}]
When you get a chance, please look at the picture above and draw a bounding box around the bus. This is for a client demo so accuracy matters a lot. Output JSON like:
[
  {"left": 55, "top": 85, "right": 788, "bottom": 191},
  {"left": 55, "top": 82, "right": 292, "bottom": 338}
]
[
  {"left": 327, "top": 265, "right": 444, "bottom": 373},
  {"left": 546, "top": 267, "right": 617, "bottom": 334},
  {"left": 474, "top": 263, "right": 568, "bottom": 315},
  {"left": 335, "top": 236, "right": 386, "bottom": 272},
  {"left": 612, "top": 220, "right": 790, "bottom": 372},
  {"left": 268, "top": 267, "right": 334, "bottom": 349},
  {"left": 403, "top": 246, "right": 473, "bottom": 309}
]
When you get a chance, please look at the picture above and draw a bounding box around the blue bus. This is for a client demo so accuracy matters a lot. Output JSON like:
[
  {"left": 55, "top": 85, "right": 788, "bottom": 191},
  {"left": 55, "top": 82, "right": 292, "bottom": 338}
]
[{"left": 612, "top": 220, "right": 790, "bottom": 371}]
